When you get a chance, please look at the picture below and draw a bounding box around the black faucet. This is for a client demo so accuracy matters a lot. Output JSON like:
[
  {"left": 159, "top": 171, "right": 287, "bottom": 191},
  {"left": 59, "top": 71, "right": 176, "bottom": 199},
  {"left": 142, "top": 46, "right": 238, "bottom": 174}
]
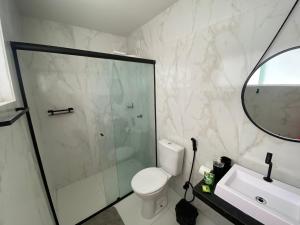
[{"left": 263, "top": 152, "right": 273, "bottom": 182}]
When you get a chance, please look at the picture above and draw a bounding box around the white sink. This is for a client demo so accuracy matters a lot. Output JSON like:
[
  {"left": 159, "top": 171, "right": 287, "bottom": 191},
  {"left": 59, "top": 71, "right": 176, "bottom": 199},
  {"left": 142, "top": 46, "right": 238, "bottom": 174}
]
[{"left": 215, "top": 164, "right": 300, "bottom": 225}]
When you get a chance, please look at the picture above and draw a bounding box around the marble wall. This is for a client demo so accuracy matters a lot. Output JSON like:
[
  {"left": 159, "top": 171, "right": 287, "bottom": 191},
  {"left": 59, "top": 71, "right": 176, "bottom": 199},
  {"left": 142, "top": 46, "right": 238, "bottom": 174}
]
[
  {"left": 21, "top": 16, "right": 127, "bottom": 54},
  {"left": 19, "top": 16, "right": 156, "bottom": 191},
  {"left": 0, "top": 118, "right": 54, "bottom": 225},
  {"left": 127, "top": 0, "right": 300, "bottom": 224},
  {"left": 0, "top": 0, "right": 54, "bottom": 225},
  {"left": 18, "top": 52, "right": 116, "bottom": 188}
]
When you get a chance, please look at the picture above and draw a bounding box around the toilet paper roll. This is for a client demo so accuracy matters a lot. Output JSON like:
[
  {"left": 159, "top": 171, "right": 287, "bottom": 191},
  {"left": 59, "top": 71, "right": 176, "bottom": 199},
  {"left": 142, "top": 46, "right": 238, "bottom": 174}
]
[{"left": 199, "top": 165, "right": 212, "bottom": 176}]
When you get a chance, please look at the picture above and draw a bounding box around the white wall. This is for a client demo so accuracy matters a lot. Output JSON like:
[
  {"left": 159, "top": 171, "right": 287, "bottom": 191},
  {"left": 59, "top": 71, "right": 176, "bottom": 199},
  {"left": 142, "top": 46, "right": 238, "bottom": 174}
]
[
  {"left": 127, "top": 0, "right": 300, "bottom": 224},
  {"left": 0, "top": 0, "right": 54, "bottom": 225},
  {"left": 21, "top": 16, "right": 127, "bottom": 54}
]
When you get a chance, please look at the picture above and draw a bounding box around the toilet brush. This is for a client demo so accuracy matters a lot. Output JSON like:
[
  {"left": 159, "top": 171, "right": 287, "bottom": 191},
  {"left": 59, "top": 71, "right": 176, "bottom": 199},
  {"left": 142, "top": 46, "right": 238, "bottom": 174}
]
[{"left": 175, "top": 138, "right": 198, "bottom": 225}]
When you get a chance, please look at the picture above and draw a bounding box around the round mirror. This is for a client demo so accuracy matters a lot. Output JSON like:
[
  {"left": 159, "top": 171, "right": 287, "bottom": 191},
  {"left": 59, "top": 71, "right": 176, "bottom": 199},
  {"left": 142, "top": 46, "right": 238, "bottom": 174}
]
[{"left": 242, "top": 47, "right": 300, "bottom": 142}]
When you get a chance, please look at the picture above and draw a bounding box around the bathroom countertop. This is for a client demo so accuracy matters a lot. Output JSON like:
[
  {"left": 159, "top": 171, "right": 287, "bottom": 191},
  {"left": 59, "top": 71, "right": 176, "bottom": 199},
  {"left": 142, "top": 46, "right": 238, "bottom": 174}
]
[{"left": 193, "top": 180, "right": 263, "bottom": 225}]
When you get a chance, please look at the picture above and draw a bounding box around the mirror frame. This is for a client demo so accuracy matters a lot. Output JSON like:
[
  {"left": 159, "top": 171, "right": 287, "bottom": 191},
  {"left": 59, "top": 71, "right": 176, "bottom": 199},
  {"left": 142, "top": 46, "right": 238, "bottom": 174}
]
[{"left": 241, "top": 46, "right": 300, "bottom": 143}]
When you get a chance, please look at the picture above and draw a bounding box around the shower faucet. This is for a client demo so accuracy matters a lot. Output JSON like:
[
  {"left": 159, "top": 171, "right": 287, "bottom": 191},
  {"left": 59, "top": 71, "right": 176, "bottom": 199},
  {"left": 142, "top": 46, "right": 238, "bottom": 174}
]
[{"left": 127, "top": 103, "right": 134, "bottom": 109}]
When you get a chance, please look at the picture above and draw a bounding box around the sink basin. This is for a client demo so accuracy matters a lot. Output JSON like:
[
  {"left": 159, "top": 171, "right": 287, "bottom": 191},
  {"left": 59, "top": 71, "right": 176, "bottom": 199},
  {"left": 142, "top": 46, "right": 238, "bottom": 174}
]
[{"left": 215, "top": 164, "right": 300, "bottom": 225}]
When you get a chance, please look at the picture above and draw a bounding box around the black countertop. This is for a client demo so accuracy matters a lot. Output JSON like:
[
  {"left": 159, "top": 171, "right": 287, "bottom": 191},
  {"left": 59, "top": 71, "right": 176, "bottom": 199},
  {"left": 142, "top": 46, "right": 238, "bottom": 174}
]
[{"left": 193, "top": 180, "right": 263, "bottom": 225}]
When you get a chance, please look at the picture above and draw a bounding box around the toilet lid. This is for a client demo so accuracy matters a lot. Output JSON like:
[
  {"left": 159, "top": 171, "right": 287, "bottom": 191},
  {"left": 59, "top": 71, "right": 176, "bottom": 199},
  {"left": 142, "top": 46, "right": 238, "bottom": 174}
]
[{"left": 131, "top": 167, "right": 168, "bottom": 195}]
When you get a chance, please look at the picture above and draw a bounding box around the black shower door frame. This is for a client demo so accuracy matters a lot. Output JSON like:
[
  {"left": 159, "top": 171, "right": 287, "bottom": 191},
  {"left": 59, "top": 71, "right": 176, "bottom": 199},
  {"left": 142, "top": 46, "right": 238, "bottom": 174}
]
[{"left": 10, "top": 42, "right": 157, "bottom": 225}]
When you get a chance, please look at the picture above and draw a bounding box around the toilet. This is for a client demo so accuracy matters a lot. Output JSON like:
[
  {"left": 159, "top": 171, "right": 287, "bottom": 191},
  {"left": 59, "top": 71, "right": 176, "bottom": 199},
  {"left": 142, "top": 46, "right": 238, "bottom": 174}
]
[{"left": 131, "top": 139, "right": 184, "bottom": 219}]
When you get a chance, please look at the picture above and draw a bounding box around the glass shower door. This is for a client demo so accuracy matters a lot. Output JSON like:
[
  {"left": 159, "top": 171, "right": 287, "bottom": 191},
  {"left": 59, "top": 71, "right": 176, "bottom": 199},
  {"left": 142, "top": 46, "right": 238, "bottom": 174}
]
[
  {"left": 17, "top": 51, "right": 120, "bottom": 225},
  {"left": 110, "top": 61, "right": 156, "bottom": 196},
  {"left": 16, "top": 47, "right": 156, "bottom": 225}
]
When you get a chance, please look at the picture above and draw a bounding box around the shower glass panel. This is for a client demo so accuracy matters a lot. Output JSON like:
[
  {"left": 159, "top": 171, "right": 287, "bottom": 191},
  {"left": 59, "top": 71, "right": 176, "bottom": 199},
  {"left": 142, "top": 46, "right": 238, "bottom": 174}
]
[
  {"left": 111, "top": 61, "right": 156, "bottom": 196},
  {"left": 15, "top": 49, "right": 156, "bottom": 225}
]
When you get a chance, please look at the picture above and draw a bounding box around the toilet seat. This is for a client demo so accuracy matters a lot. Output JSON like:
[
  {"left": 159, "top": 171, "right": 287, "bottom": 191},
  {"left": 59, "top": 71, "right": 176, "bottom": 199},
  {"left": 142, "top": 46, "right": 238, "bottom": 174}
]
[{"left": 131, "top": 167, "right": 168, "bottom": 196}]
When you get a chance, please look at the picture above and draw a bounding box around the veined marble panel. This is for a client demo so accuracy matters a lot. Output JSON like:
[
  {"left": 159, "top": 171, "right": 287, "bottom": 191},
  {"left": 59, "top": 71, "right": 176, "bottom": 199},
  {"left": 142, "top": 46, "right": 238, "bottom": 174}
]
[
  {"left": 0, "top": 118, "right": 54, "bottom": 225},
  {"left": 18, "top": 52, "right": 116, "bottom": 189},
  {"left": 127, "top": 0, "right": 300, "bottom": 224},
  {"left": 21, "top": 17, "right": 127, "bottom": 54},
  {"left": 0, "top": 0, "right": 54, "bottom": 224}
]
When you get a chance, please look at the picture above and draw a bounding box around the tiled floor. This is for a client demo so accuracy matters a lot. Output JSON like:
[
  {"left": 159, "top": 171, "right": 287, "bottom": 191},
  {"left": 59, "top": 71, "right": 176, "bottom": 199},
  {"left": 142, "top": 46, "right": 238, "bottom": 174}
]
[
  {"left": 57, "top": 173, "right": 107, "bottom": 225},
  {"left": 115, "top": 188, "right": 217, "bottom": 225},
  {"left": 81, "top": 207, "right": 125, "bottom": 225},
  {"left": 56, "top": 158, "right": 144, "bottom": 225}
]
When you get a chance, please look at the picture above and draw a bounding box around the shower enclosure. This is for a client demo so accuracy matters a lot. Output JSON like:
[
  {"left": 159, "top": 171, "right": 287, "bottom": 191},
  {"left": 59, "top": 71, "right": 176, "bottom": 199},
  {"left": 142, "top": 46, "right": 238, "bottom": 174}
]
[{"left": 11, "top": 42, "right": 156, "bottom": 225}]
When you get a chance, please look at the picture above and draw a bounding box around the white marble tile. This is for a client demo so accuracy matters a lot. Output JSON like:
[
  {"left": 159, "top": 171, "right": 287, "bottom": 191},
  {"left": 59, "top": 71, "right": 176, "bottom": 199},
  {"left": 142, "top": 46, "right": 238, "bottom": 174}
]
[
  {"left": 127, "top": 0, "right": 300, "bottom": 223},
  {"left": 0, "top": 0, "right": 54, "bottom": 224},
  {"left": 21, "top": 16, "right": 127, "bottom": 54},
  {"left": 128, "top": 0, "right": 300, "bottom": 182},
  {"left": 17, "top": 52, "right": 114, "bottom": 190},
  {"left": 115, "top": 193, "right": 164, "bottom": 225},
  {"left": 57, "top": 172, "right": 107, "bottom": 225},
  {"left": 115, "top": 188, "right": 217, "bottom": 225},
  {"left": 192, "top": 198, "right": 233, "bottom": 225},
  {"left": 0, "top": 118, "right": 54, "bottom": 225},
  {"left": 151, "top": 210, "right": 178, "bottom": 225}
]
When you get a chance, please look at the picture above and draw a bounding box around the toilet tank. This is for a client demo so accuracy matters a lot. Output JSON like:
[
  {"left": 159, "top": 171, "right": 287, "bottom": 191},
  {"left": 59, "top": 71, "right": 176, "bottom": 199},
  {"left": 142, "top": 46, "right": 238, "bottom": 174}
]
[{"left": 158, "top": 139, "right": 184, "bottom": 176}]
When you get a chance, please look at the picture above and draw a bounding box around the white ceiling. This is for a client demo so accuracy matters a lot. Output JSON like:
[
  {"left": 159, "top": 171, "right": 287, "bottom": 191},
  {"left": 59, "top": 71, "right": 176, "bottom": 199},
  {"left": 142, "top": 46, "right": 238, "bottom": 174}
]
[{"left": 15, "top": 0, "right": 177, "bottom": 36}]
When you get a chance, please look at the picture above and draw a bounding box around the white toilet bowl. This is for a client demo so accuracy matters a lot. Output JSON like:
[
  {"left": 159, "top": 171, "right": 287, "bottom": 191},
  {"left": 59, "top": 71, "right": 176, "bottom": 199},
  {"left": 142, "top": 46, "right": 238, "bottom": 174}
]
[
  {"left": 131, "top": 167, "right": 171, "bottom": 219},
  {"left": 131, "top": 139, "right": 184, "bottom": 219}
]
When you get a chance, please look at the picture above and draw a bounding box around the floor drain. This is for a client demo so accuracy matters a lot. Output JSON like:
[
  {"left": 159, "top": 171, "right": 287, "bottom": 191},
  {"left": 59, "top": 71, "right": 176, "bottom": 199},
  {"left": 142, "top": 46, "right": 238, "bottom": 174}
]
[{"left": 255, "top": 196, "right": 267, "bottom": 205}]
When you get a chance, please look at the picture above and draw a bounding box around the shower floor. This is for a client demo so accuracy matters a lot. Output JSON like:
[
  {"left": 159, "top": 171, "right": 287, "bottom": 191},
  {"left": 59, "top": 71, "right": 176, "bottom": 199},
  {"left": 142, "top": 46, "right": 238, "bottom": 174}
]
[
  {"left": 56, "top": 158, "right": 143, "bottom": 225},
  {"left": 57, "top": 172, "right": 107, "bottom": 225}
]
